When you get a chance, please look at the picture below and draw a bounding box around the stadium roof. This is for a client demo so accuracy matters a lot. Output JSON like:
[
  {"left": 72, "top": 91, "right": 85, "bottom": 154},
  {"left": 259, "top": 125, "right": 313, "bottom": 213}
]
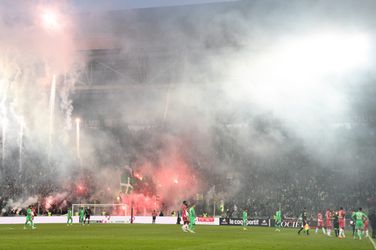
[
  {"left": 75, "top": 0, "right": 246, "bottom": 51},
  {"left": 72, "top": 0, "right": 240, "bottom": 13}
]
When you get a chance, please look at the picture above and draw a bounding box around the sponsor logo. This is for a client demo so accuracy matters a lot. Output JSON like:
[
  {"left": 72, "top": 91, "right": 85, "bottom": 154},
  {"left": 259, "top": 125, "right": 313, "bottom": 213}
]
[
  {"left": 197, "top": 217, "right": 214, "bottom": 222},
  {"left": 220, "top": 218, "right": 228, "bottom": 225},
  {"left": 261, "top": 220, "right": 268, "bottom": 226},
  {"left": 220, "top": 218, "right": 270, "bottom": 227},
  {"left": 272, "top": 219, "right": 299, "bottom": 228}
]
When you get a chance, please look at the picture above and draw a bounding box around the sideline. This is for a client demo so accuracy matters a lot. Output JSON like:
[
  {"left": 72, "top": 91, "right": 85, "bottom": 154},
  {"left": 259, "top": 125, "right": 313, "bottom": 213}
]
[{"left": 369, "top": 236, "right": 376, "bottom": 250}]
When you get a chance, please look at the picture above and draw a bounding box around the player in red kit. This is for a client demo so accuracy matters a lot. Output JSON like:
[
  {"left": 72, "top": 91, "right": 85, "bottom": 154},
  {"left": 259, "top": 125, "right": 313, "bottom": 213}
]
[
  {"left": 364, "top": 216, "right": 369, "bottom": 237},
  {"left": 181, "top": 201, "right": 189, "bottom": 232},
  {"left": 316, "top": 211, "right": 326, "bottom": 234},
  {"left": 325, "top": 209, "right": 332, "bottom": 236},
  {"left": 338, "top": 207, "right": 346, "bottom": 238}
]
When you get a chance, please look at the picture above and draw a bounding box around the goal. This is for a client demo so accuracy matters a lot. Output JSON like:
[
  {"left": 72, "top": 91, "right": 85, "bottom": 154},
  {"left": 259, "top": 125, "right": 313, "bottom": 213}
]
[{"left": 72, "top": 203, "right": 129, "bottom": 216}]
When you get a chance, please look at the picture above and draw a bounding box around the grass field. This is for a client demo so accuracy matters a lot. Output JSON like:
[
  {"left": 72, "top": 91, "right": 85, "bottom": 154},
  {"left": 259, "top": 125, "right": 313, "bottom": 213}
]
[{"left": 0, "top": 224, "right": 374, "bottom": 250}]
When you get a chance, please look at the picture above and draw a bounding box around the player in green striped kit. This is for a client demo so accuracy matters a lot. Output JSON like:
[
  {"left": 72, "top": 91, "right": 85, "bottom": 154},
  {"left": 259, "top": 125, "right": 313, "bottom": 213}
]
[
  {"left": 79, "top": 207, "right": 85, "bottom": 225},
  {"left": 24, "top": 206, "right": 36, "bottom": 229},
  {"left": 242, "top": 209, "right": 248, "bottom": 230},
  {"left": 352, "top": 207, "right": 368, "bottom": 240},
  {"left": 274, "top": 209, "right": 282, "bottom": 232},
  {"left": 67, "top": 208, "right": 73, "bottom": 226},
  {"left": 189, "top": 203, "right": 196, "bottom": 233}
]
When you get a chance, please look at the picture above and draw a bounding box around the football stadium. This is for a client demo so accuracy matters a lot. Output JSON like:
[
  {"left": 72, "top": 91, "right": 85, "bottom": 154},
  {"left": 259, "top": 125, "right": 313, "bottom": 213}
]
[{"left": 0, "top": 0, "right": 376, "bottom": 249}]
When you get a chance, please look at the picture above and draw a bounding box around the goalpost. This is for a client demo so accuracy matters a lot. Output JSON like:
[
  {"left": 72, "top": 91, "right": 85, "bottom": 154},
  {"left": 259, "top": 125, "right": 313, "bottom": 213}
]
[{"left": 72, "top": 204, "right": 129, "bottom": 216}]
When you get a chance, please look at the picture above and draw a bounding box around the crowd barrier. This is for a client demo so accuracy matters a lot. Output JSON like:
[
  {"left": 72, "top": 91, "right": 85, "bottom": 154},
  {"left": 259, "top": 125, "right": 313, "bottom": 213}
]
[
  {"left": 0, "top": 216, "right": 220, "bottom": 225},
  {"left": 3, "top": 216, "right": 343, "bottom": 229}
]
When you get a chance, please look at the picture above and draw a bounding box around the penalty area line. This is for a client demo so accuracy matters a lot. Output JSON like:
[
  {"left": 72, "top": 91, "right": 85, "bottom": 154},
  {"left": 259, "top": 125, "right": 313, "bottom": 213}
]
[{"left": 369, "top": 236, "right": 376, "bottom": 250}]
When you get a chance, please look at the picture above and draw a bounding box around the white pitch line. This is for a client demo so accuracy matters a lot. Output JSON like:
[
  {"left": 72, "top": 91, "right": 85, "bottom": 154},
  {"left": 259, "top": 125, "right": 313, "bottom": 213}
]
[{"left": 369, "top": 236, "right": 376, "bottom": 250}]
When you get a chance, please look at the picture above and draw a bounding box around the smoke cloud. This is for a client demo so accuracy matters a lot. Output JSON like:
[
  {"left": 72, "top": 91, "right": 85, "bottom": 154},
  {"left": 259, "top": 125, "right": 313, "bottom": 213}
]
[{"left": 1, "top": 0, "right": 376, "bottom": 216}]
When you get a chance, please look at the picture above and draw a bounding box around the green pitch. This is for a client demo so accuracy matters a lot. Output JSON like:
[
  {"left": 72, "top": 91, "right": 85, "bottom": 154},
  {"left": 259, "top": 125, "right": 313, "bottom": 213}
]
[{"left": 0, "top": 224, "right": 374, "bottom": 250}]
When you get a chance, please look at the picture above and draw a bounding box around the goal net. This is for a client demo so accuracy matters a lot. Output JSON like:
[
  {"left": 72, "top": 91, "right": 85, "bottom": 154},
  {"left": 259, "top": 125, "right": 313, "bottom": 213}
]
[{"left": 72, "top": 203, "right": 129, "bottom": 216}]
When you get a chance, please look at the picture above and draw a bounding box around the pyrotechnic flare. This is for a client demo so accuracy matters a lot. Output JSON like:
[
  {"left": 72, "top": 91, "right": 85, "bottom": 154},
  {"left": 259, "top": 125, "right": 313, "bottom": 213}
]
[
  {"left": 1, "top": 117, "right": 5, "bottom": 169},
  {"left": 18, "top": 116, "right": 24, "bottom": 173},
  {"left": 1, "top": 100, "right": 6, "bottom": 168},
  {"left": 75, "top": 117, "right": 81, "bottom": 163},
  {"left": 41, "top": 9, "right": 60, "bottom": 32},
  {"left": 163, "top": 85, "right": 171, "bottom": 121},
  {"left": 48, "top": 75, "right": 56, "bottom": 160}
]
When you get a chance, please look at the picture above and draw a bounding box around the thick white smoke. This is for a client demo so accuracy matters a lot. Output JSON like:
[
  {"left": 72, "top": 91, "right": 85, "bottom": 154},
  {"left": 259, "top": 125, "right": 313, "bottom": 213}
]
[
  {"left": 1, "top": 0, "right": 376, "bottom": 215},
  {"left": 0, "top": 1, "right": 85, "bottom": 203}
]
